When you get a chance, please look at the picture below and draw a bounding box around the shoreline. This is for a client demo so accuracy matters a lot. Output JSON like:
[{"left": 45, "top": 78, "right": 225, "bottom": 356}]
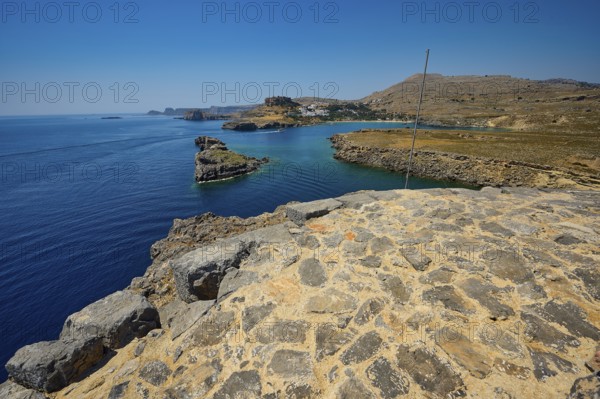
[
  {"left": 4, "top": 187, "right": 599, "bottom": 398},
  {"left": 330, "top": 133, "right": 600, "bottom": 191}
]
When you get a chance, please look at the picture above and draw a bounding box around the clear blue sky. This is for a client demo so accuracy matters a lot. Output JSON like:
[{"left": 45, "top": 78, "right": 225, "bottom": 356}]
[{"left": 1, "top": 0, "right": 599, "bottom": 115}]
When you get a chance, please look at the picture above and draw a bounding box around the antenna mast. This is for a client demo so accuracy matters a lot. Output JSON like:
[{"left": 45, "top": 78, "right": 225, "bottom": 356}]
[{"left": 405, "top": 49, "right": 430, "bottom": 189}]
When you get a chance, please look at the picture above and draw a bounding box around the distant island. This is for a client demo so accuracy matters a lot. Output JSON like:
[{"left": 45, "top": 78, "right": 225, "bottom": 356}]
[{"left": 147, "top": 105, "right": 258, "bottom": 117}]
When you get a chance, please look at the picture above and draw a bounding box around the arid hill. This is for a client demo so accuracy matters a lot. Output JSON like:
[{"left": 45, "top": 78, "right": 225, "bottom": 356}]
[{"left": 363, "top": 74, "right": 600, "bottom": 132}]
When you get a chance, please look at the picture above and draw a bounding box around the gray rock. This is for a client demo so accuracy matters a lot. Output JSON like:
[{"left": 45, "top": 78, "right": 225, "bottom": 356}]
[
  {"left": 568, "top": 371, "right": 600, "bottom": 399},
  {"left": 480, "top": 221, "right": 514, "bottom": 238},
  {"left": 139, "top": 361, "right": 172, "bottom": 387},
  {"left": 396, "top": 345, "right": 464, "bottom": 397},
  {"left": 418, "top": 268, "right": 455, "bottom": 285},
  {"left": 6, "top": 338, "right": 104, "bottom": 392},
  {"left": 336, "top": 192, "right": 376, "bottom": 209},
  {"left": 160, "top": 299, "right": 215, "bottom": 340},
  {"left": 422, "top": 285, "right": 474, "bottom": 314},
  {"left": 484, "top": 250, "right": 535, "bottom": 284},
  {"left": 340, "top": 331, "right": 382, "bottom": 365},
  {"left": 365, "top": 357, "right": 409, "bottom": 398},
  {"left": 285, "top": 198, "right": 343, "bottom": 225},
  {"left": 0, "top": 380, "right": 48, "bottom": 399},
  {"left": 298, "top": 258, "right": 328, "bottom": 287},
  {"left": 192, "top": 311, "right": 235, "bottom": 346},
  {"left": 268, "top": 350, "right": 312, "bottom": 378},
  {"left": 528, "top": 301, "right": 600, "bottom": 340},
  {"left": 458, "top": 278, "right": 515, "bottom": 319},
  {"left": 355, "top": 298, "right": 385, "bottom": 326},
  {"left": 521, "top": 313, "right": 580, "bottom": 352},
  {"left": 305, "top": 288, "right": 357, "bottom": 314},
  {"left": 555, "top": 234, "right": 584, "bottom": 245},
  {"left": 336, "top": 377, "right": 376, "bottom": 399},
  {"left": 516, "top": 282, "right": 548, "bottom": 300},
  {"left": 399, "top": 246, "right": 432, "bottom": 271},
  {"left": 134, "top": 341, "right": 146, "bottom": 357},
  {"left": 60, "top": 290, "right": 160, "bottom": 349},
  {"left": 574, "top": 267, "right": 600, "bottom": 301},
  {"left": 361, "top": 255, "right": 382, "bottom": 268},
  {"left": 255, "top": 320, "right": 308, "bottom": 344},
  {"left": 170, "top": 236, "right": 255, "bottom": 302},
  {"left": 369, "top": 236, "right": 395, "bottom": 254},
  {"left": 242, "top": 303, "right": 276, "bottom": 334},
  {"left": 108, "top": 381, "right": 129, "bottom": 399},
  {"left": 379, "top": 275, "right": 411, "bottom": 303},
  {"left": 218, "top": 269, "right": 259, "bottom": 300},
  {"left": 529, "top": 349, "right": 578, "bottom": 381},
  {"left": 285, "top": 383, "right": 316, "bottom": 399},
  {"left": 315, "top": 323, "right": 356, "bottom": 361},
  {"left": 341, "top": 240, "right": 368, "bottom": 256},
  {"left": 213, "top": 370, "right": 262, "bottom": 399}
]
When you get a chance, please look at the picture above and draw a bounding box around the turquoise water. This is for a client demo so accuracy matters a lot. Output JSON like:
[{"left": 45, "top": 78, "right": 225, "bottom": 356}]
[{"left": 0, "top": 115, "right": 472, "bottom": 380}]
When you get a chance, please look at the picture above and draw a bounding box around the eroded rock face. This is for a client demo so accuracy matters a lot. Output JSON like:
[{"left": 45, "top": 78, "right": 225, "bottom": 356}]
[
  {"left": 194, "top": 136, "right": 268, "bottom": 183},
  {"left": 6, "top": 338, "right": 104, "bottom": 392},
  {"left": 0, "top": 380, "right": 48, "bottom": 399},
  {"left": 13, "top": 188, "right": 600, "bottom": 399},
  {"left": 60, "top": 290, "right": 160, "bottom": 349}
]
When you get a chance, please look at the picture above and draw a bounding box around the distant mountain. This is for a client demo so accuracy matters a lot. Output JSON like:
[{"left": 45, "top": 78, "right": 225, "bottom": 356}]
[
  {"left": 147, "top": 105, "right": 259, "bottom": 117},
  {"left": 362, "top": 74, "right": 600, "bottom": 131}
]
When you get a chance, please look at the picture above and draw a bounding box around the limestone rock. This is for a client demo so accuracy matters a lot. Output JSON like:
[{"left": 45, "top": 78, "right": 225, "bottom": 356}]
[
  {"left": 285, "top": 198, "right": 343, "bottom": 225},
  {"left": 568, "top": 371, "right": 600, "bottom": 399},
  {"left": 170, "top": 237, "right": 255, "bottom": 302},
  {"left": 139, "top": 361, "right": 172, "bottom": 387},
  {"left": 0, "top": 380, "right": 48, "bottom": 399},
  {"left": 60, "top": 290, "right": 160, "bottom": 349},
  {"left": 194, "top": 138, "right": 268, "bottom": 183},
  {"left": 6, "top": 338, "right": 104, "bottom": 392}
]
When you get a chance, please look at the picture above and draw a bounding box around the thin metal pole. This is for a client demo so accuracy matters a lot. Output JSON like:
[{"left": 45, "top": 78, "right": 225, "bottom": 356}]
[{"left": 405, "top": 49, "right": 430, "bottom": 189}]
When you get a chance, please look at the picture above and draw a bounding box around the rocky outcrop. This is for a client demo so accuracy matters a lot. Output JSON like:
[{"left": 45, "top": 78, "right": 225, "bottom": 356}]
[
  {"left": 221, "top": 121, "right": 258, "bottom": 131},
  {"left": 265, "top": 96, "right": 300, "bottom": 107},
  {"left": 20, "top": 187, "right": 597, "bottom": 399},
  {"left": 330, "top": 133, "right": 600, "bottom": 190},
  {"left": 183, "top": 110, "right": 206, "bottom": 121},
  {"left": 6, "top": 338, "right": 104, "bottom": 392},
  {"left": 194, "top": 136, "right": 268, "bottom": 183},
  {"left": 0, "top": 380, "right": 48, "bottom": 398},
  {"left": 5, "top": 291, "right": 159, "bottom": 393},
  {"left": 60, "top": 290, "right": 160, "bottom": 349}
]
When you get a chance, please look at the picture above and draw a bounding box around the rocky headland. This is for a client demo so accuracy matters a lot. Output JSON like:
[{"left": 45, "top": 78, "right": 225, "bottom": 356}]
[
  {"left": 331, "top": 130, "right": 600, "bottom": 190},
  {"left": 194, "top": 136, "right": 268, "bottom": 183},
  {"left": 3, "top": 187, "right": 600, "bottom": 398}
]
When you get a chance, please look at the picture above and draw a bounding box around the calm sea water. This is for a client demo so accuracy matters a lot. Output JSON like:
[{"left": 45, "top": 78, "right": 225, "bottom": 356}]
[{"left": 0, "top": 115, "right": 472, "bottom": 380}]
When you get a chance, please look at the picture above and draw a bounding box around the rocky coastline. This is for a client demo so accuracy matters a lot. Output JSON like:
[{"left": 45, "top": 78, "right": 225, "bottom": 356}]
[
  {"left": 2, "top": 187, "right": 599, "bottom": 398},
  {"left": 194, "top": 136, "right": 268, "bottom": 183},
  {"left": 330, "top": 133, "right": 600, "bottom": 190}
]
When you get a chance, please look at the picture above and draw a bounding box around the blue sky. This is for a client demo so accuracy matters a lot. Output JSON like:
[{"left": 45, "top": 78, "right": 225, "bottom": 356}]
[{"left": 1, "top": 0, "right": 599, "bottom": 115}]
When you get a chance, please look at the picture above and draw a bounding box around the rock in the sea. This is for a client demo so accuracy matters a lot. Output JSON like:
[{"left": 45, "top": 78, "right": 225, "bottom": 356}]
[
  {"left": 194, "top": 136, "right": 227, "bottom": 150},
  {"left": 60, "top": 290, "right": 160, "bottom": 349},
  {"left": 194, "top": 136, "right": 268, "bottom": 183},
  {"left": 6, "top": 338, "right": 104, "bottom": 392}
]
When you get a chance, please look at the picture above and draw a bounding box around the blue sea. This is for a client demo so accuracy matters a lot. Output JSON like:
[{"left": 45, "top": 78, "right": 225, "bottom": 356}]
[{"left": 0, "top": 115, "right": 472, "bottom": 380}]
